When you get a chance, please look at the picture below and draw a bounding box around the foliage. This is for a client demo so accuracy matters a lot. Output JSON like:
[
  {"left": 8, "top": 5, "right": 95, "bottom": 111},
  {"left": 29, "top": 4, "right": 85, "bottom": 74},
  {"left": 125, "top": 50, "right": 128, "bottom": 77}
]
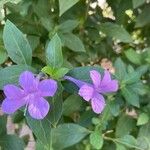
[{"left": 0, "top": 0, "right": 150, "bottom": 149}]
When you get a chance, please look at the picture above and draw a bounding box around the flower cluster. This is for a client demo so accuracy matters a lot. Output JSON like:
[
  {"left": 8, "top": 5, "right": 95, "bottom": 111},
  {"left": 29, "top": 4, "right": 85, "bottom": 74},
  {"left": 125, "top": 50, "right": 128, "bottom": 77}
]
[{"left": 1, "top": 70, "right": 118, "bottom": 119}]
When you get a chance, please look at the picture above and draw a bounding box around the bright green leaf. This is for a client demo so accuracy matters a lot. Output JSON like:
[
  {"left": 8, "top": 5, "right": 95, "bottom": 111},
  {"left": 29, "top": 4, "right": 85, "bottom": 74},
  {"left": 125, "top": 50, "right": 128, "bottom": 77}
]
[
  {"left": 137, "top": 113, "right": 149, "bottom": 126},
  {"left": 90, "top": 131, "right": 103, "bottom": 149}
]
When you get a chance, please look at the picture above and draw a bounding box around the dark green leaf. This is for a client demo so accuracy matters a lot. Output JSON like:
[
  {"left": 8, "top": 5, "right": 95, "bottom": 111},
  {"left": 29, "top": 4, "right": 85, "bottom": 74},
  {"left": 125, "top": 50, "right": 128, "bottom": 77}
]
[
  {"left": 63, "top": 94, "right": 83, "bottom": 116},
  {"left": 58, "top": 20, "right": 79, "bottom": 33},
  {"left": 114, "top": 58, "right": 127, "bottom": 81},
  {"left": 121, "top": 86, "right": 139, "bottom": 107},
  {"left": 100, "top": 22, "right": 132, "bottom": 43},
  {"left": 125, "top": 48, "right": 142, "bottom": 65},
  {"left": 0, "top": 135, "right": 25, "bottom": 150},
  {"left": 0, "top": 115, "right": 7, "bottom": 136},
  {"left": 116, "top": 115, "right": 136, "bottom": 137},
  {"left": 26, "top": 115, "right": 52, "bottom": 149},
  {"left": 59, "top": 33, "right": 85, "bottom": 52},
  {"left": 132, "top": 0, "right": 145, "bottom": 8},
  {"left": 48, "top": 83, "right": 63, "bottom": 126},
  {"left": 3, "top": 20, "right": 32, "bottom": 65},
  {"left": 135, "top": 5, "right": 150, "bottom": 27},
  {"left": 52, "top": 123, "right": 89, "bottom": 149},
  {"left": 0, "top": 48, "right": 7, "bottom": 64},
  {"left": 59, "top": 0, "right": 79, "bottom": 16},
  {"left": 46, "top": 34, "right": 63, "bottom": 68}
]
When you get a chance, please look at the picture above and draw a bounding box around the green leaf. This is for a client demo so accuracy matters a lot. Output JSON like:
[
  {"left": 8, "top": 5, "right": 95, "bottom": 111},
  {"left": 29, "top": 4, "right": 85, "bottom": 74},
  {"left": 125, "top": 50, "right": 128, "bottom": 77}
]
[
  {"left": 123, "top": 65, "right": 148, "bottom": 84},
  {"left": 63, "top": 94, "right": 83, "bottom": 116},
  {"left": 0, "top": 65, "right": 35, "bottom": 89},
  {"left": 135, "top": 5, "right": 150, "bottom": 27},
  {"left": 114, "top": 58, "right": 127, "bottom": 81},
  {"left": 0, "top": 115, "right": 7, "bottom": 136},
  {"left": 90, "top": 131, "right": 103, "bottom": 149},
  {"left": 48, "top": 83, "right": 63, "bottom": 126},
  {"left": 52, "top": 123, "right": 89, "bottom": 149},
  {"left": 0, "top": 135, "right": 25, "bottom": 150},
  {"left": 27, "top": 35, "right": 40, "bottom": 51},
  {"left": 59, "top": 33, "right": 85, "bottom": 52},
  {"left": 42, "top": 66, "right": 69, "bottom": 79},
  {"left": 26, "top": 115, "right": 52, "bottom": 149},
  {"left": 116, "top": 143, "right": 127, "bottom": 150},
  {"left": 132, "top": 0, "right": 145, "bottom": 8},
  {"left": 3, "top": 20, "right": 32, "bottom": 65},
  {"left": 109, "top": 100, "right": 120, "bottom": 117},
  {"left": 116, "top": 115, "right": 135, "bottom": 137},
  {"left": 59, "top": 0, "right": 79, "bottom": 16},
  {"left": 100, "top": 22, "right": 132, "bottom": 43},
  {"left": 0, "top": 48, "right": 7, "bottom": 64},
  {"left": 116, "top": 135, "right": 137, "bottom": 149},
  {"left": 53, "top": 68, "right": 69, "bottom": 79},
  {"left": 125, "top": 48, "right": 142, "bottom": 65},
  {"left": 46, "top": 34, "right": 63, "bottom": 68},
  {"left": 137, "top": 113, "right": 149, "bottom": 126},
  {"left": 121, "top": 87, "right": 139, "bottom": 107},
  {"left": 138, "top": 123, "right": 150, "bottom": 149},
  {"left": 58, "top": 20, "right": 79, "bottom": 33}
]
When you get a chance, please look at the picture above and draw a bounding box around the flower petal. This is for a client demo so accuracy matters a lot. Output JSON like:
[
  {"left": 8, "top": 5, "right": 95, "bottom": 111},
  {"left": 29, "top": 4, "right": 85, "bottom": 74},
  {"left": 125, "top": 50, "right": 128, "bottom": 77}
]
[
  {"left": 101, "top": 70, "right": 111, "bottom": 85},
  {"left": 19, "top": 71, "right": 38, "bottom": 92},
  {"left": 64, "top": 76, "right": 86, "bottom": 88},
  {"left": 100, "top": 80, "right": 118, "bottom": 93},
  {"left": 2, "top": 98, "right": 26, "bottom": 114},
  {"left": 90, "top": 70, "right": 101, "bottom": 88},
  {"left": 28, "top": 97, "right": 50, "bottom": 119},
  {"left": 38, "top": 79, "right": 57, "bottom": 97},
  {"left": 4, "top": 85, "right": 24, "bottom": 99},
  {"left": 79, "top": 84, "right": 94, "bottom": 101},
  {"left": 91, "top": 93, "right": 105, "bottom": 114}
]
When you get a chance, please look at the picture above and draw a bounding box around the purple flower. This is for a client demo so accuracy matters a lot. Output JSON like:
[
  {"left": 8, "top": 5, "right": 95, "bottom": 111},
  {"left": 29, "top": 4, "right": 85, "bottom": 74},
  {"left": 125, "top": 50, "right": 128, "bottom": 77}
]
[
  {"left": 65, "top": 70, "right": 118, "bottom": 114},
  {"left": 2, "top": 71, "right": 57, "bottom": 119}
]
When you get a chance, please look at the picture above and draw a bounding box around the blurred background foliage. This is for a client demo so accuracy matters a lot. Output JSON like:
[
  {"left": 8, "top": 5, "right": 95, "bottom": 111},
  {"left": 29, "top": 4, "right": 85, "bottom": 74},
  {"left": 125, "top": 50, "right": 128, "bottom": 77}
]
[{"left": 0, "top": 0, "right": 150, "bottom": 150}]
